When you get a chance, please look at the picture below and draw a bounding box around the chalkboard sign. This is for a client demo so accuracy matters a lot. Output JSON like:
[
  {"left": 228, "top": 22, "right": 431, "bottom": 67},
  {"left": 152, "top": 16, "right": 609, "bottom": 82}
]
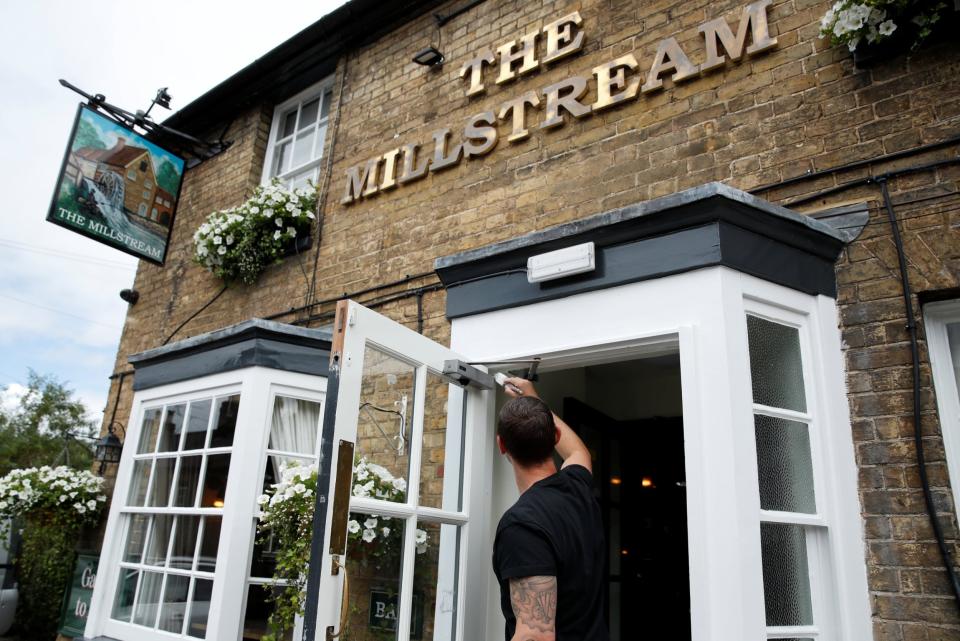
[
  {"left": 58, "top": 553, "right": 99, "bottom": 638},
  {"left": 368, "top": 589, "right": 424, "bottom": 639}
]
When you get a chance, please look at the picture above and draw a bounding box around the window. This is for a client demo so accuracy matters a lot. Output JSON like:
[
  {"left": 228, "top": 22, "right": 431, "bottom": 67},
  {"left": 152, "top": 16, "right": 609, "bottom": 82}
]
[
  {"left": 140, "top": 160, "right": 148, "bottom": 172},
  {"left": 262, "top": 80, "right": 334, "bottom": 191},
  {"left": 145, "top": 180, "right": 153, "bottom": 190},
  {"left": 88, "top": 366, "right": 329, "bottom": 641},
  {"left": 241, "top": 391, "right": 323, "bottom": 640},
  {"left": 924, "top": 300, "right": 960, "bottom": 517},
  {"left": 156, "top": 195, "right": 163, "bottom": 204},
  {"left": 138, "top": 203, "right": 148, "bottom": 216},
  {"left": 143, "top": 189, "right": 151, "bottom": 199},
  {"left": 745, "top": 307, "right": 830, "bottom": 640},
  {"left": 112, "top": 395, "right": 239, "bottom": 638},
  {"left": 128, "top": 169, "right": 137, "bottom": 181},
  {"left": 164, "top": 200, "right": 172, "bottom": 207},
  {"left": 151, "top": 208, "right": 159, "bottom": 221}
]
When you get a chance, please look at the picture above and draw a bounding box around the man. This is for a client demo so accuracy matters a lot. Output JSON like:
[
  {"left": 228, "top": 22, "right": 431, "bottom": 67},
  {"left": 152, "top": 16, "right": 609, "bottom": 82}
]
[{"left": 493, "top": 377, "right": 608, "bottom": 641}]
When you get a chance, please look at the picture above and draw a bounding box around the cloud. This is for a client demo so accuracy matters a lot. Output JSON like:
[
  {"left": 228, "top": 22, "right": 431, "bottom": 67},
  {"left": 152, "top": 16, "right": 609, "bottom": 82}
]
[{"left": 0, "top": 383, "right": 28, "bottom": 413}]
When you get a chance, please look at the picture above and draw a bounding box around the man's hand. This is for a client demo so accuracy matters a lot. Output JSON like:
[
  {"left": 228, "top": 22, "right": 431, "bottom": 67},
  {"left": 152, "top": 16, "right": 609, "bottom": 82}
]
[
  {"left": 504, "top": 376, "right": 538, "bottom": 399},
  {"left": 503, "top": 377, "right": 592, "bottom": 473},
  {"left": 509, "top": 575, "right": 557, "bottom": 641}
]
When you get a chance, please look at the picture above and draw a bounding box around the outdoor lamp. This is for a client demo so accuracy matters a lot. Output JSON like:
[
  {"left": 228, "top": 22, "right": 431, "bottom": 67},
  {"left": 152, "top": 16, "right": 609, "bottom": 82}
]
[
  {"left": 412, "top": 46, "right": 445, "bottom": 67},
  {"left": 95, "top": 423, "right": 124, "bottom": 475}
]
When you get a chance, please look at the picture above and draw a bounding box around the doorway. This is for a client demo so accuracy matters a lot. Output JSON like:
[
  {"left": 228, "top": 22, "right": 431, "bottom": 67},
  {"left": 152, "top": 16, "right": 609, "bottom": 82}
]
[{"left": 494, "top": 353, "right": 689, "bottom": 641}]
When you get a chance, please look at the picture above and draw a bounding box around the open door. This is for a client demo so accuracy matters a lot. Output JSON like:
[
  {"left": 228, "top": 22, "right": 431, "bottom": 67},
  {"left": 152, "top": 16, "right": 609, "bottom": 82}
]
[{"left": 303, "top": 300, "right": 491, "bottom": 641}]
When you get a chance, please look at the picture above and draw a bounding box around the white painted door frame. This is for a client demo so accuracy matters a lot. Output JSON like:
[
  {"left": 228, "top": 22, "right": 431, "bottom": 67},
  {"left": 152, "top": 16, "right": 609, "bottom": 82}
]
[{"left": 450, "top": 265, "right": 872, "bottom": 641}]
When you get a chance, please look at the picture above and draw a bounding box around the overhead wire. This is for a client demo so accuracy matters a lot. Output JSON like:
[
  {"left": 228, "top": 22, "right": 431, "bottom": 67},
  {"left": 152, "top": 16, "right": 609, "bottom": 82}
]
[
  {"left": 0, "top": 293, "right": 122, "bottom": 329},
  {"left": 0, "top": 238, "right": 136, "bottom": 270}
]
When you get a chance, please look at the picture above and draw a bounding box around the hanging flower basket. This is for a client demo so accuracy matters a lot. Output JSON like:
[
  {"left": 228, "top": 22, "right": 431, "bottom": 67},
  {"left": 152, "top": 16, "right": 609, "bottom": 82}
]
[
  {"left": 818, "top": 1, "right": 956, "bottom": 66},
  {"left": 193, "top": 180, "right": 318, "bottom": 286}
]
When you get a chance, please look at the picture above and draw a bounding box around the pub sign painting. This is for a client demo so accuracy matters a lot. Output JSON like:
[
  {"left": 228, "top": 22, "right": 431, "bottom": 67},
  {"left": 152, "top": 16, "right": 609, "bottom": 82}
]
[{"left": 47, "top": 104, "right": 185, "bottom": 264}]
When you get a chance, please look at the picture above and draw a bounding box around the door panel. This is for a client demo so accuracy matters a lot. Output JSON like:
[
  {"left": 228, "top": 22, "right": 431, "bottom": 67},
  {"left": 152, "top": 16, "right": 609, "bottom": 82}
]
[{"left": 303, "top": 301, "right": 480, "bottom": 641}]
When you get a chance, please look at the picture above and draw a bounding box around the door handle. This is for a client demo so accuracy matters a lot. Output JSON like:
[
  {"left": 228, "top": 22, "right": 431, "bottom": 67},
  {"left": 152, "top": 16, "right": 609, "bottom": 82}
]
[{"left": 326, "top": 557, "right": 349, "bottom": 640}]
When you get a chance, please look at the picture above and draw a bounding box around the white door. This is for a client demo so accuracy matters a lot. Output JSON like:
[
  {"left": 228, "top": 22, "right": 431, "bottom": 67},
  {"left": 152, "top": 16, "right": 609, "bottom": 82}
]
[{"left": 303, "top": 300, "right": 492, "bottom": 641}]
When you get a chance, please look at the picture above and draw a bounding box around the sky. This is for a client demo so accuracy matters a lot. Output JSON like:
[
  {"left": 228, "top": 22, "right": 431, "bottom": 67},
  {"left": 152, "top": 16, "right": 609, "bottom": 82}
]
[{"left": 0, "top": 0, "right": 348, "bottom": 423}]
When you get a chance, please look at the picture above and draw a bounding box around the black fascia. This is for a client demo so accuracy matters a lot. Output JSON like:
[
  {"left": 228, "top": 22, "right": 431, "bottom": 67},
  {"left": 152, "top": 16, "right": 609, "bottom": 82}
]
[
  {"left": 162, "top": 0, "right": 448, "bottom": 137},
  {"left": 434, "top": 183, "right": 846, "bottom": 319},
  {"left": 128, "top": 319, "right": 332, "bottom": 391}
]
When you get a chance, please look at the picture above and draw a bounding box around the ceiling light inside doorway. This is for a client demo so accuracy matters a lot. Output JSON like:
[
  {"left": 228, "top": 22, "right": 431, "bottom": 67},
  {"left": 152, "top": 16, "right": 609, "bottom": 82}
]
[
  {"left": 641, "top": 477, "right": 655, "bottom": 488},
  {"left": 610, "top": 476, "right": 622, "bottom": 485}
]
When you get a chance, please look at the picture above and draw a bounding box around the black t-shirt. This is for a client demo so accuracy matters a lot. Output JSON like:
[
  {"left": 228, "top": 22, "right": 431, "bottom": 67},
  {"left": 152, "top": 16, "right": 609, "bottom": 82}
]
[{"left": 492, "top": 464, "right": 608, "bottom": 641}]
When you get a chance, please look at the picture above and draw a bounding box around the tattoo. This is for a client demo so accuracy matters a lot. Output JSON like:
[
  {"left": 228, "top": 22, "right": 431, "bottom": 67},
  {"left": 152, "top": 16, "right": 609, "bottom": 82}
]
[{"left": 509, "top": 576, "right": 557, "bottom": 634}]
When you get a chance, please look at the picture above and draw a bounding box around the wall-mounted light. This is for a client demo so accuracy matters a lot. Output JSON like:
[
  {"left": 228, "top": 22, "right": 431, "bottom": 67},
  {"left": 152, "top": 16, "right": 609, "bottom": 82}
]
[
  {"left": 412, "top": 46, "right": 445, "bottom": 67},
  {"left": 610, "top": 476, "right": 622, "bottom": 485},
  {"left": 95, "top": 422, "right": 125, "bottom": 475},
  {"left": 120, "top": 288, "right": 139, "bottom": 304},
  {"left": 641, "top": 476, "right": 655, "bottom": 488}
]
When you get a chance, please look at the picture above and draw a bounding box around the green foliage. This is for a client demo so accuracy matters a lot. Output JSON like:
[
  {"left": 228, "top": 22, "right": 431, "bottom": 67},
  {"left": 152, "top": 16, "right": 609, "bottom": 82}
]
[
  {"left": 0, "top": 371, "right": 97, "bottom": 477},
  {"left": 73, "top": 117, "right": 106, "bottom": 150},
  {"left": 0, "top": 466, "right": 106, "bottom": 641},
  {"left": 255, "top": 458, "right": 430, "bottom": 640},
  {"left": 193, "top": 180, "right": 318, "bottom": 285},
  {"left": 155, "top": 158, "right": 182, "bottom": 195}
]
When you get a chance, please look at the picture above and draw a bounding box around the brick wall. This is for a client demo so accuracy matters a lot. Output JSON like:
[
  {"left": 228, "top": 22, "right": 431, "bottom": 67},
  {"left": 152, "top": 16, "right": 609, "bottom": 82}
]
[{"left": 99, "top": 0, "right": 960, "bottom": 637}]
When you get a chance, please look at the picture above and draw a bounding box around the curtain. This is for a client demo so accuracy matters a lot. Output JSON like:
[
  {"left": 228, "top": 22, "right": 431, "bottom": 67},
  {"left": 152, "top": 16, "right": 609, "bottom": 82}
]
[{"left": 268, "top": 397, "right": 321, "bottom": 478}]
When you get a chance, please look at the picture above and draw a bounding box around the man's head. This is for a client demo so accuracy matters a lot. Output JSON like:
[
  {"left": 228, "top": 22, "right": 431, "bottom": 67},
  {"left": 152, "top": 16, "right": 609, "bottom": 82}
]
[{"left": 497, "top": 396, "right": 559, "bottom": 467}]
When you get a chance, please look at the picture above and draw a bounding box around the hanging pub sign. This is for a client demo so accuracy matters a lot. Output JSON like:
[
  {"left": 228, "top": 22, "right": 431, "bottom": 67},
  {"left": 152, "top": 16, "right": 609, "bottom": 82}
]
[{"left": 46, "top": 104, "right": 185, "bottom": 264}]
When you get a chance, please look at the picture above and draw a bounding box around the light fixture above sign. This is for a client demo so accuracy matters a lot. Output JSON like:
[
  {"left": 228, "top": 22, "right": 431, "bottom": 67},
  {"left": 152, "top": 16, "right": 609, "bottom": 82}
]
[
  {"left": 527, "top": 242, "right": 595, "bottom": 283},
  {"left": 412, "top": 46, "right": 445, "bottom": 67}
]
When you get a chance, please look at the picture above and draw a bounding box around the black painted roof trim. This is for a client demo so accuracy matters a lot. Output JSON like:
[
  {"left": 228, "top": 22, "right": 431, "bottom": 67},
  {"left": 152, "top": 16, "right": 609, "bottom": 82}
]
[
  {"left": 129, "top": 318, "right": 332, "bottom": 368},
  {"left": 162, "top": 0, "right": 448, "bottom": 136},
  {"left": 434, "top": 182, "right": 846, "bottom": 285}
]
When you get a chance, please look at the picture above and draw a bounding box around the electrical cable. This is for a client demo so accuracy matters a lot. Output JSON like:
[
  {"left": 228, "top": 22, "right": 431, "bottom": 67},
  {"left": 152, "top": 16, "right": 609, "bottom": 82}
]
[
  {"left": 0, "top": 239, "right": 136, "bottom": 269},
  {"left": 0, "top": 293, "right": 122, "bottom": 329},
  {"left": 442, "top": 268, "right": 527, "bottom": 289},
  {"left": 879, "top": 178, "right": 960, "bottom": 611},
  {"left": 161, "top": 285, "right": 228, "bottom": 345}
]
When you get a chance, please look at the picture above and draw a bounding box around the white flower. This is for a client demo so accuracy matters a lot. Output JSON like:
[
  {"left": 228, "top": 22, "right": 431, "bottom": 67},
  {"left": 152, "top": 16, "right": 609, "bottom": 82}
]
[
  {"left": 74, "top": 503, "right": 86, "bottom": 514},
  {"left": 285, "top": 202, "right": 296, "bottom": 212},
  {"left": 257, "top": 494, "right": 269, "bottom": 505},
  {"left": 250, "top": 206, "right": 260, "bottom": 214},
  {"left": 218, "top": 246, "right": 227, "bottom": 255},
  {"left": 878, "top": 20, "right": 896, "bottom": 36},
  {"left": 275, "top": 217, "right": 284, "bottom": 228},
  {"left": 847, "top": 35, "right": 861, "bottom": 51},
  {"left": 274, "top": 230, "right": 282, "bottom": 240},
  {"left": 293, "top": 483, "right": 306, "bottom": 495},
  {"left": 868, "top": 7, "right": 886, "bottom": 25},
  {"left": 821, "top": 8, "right": 835, "bottom": 29},
  {"left": 364, "top": 517, "right": 378, "bottom": 529},
  {"left": 286, "top": 227, "right": 297, "bottom": 238},
  {"left": 213, "top": 235, "right": 222, "bottom": 245},
  {"left": 414, "top": 528, "right": 427, "bottom": 545},
  {"left": 392, "top": 478, "right": 406, "bottom": 493},
  {"left": 381, "top": 527, "right": 391, "bottom": 537},
  {"left": 225, "top": 234, "right": 234, "bottom": 245},
  {"left": 86, "top": 499, "right": 96, "bottom": 509},
  {"left": 307, "top": 211, "right": 316, "bottom": 219},
  {"left": 347, "top": 519, "right": 361, "bottom": 534},
  {"left": 264, "top": 208, "right": 274, "bottom": 218},
  {"left": 416, "top": 543, "right": 427, "bottom": 555},
  {"left": 59, "top": 495, "right": 67, "bottom": 503},
  {"left": 355, "top": 468, "right": 369, "bottom": 481},
  {"left": 362, "top": 528, "right": 376, "bottom": 543}
]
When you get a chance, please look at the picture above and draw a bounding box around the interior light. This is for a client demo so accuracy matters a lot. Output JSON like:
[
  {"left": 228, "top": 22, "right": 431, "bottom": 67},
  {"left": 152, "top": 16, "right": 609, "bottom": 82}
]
[
  {"left": 641, "top": 477, "right": 655, "bottom": 488},
  {"left": 610, "top": 476, "right": 622, "bottom": 485},
  {"left": 213, "top": 499, "right": 224, "bottom": 508},
  {"left": 621, "top": 549, "right": 629, "bottom": 556}
]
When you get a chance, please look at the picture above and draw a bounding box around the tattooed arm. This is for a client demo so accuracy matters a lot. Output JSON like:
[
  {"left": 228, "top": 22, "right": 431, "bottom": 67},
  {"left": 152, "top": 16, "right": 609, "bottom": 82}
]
[{"left": 509, "top": 575, "right": 557, "bottom": 641}]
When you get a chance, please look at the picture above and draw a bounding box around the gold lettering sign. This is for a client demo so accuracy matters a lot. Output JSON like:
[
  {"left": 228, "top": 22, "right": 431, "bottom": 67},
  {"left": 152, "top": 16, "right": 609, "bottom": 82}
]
[{"left": 341, "top": 0, "right": 777, "bottom": 205}]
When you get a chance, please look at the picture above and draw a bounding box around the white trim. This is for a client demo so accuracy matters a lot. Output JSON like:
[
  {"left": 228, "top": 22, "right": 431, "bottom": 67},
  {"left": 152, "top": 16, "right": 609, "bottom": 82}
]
[
  {"left": 924, "top": 299, "right": 960, "bottom": 523},
  {"left": 450, "top": 266, "right": 873, "bottom": 641},
  {"left": 260, "top": 77, "right": 335, "bottom": 187},
  {"left": 85, "top": 367, "right": 328, "bottom": 641}
]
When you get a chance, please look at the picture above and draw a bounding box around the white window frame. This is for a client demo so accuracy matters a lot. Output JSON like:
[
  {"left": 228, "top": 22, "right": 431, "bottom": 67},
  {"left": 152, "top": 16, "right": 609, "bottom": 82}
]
[
  {"left": 449, "top": 266, "right": 872, "bottom": 641},
  {"left": 261, "top": 78, "right": 335, "bottom": 190},
  {"left": 924, "top": 299, "right": 960, "bottom": 516},
  {"left": 85, "top": 367, "right": 327, "bottom": 641}
]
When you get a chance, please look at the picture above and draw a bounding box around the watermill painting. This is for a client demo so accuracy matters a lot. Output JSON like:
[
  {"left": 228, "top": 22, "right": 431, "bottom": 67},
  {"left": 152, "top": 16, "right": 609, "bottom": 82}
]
[{"left": 47, "top": 104, "right": 185, "bottom": 264}]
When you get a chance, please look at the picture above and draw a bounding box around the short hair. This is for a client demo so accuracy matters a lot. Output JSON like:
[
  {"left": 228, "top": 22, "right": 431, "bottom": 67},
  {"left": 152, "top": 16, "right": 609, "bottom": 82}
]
[{"left": 497, "top": 396, "right": 556, "bottom": 466}]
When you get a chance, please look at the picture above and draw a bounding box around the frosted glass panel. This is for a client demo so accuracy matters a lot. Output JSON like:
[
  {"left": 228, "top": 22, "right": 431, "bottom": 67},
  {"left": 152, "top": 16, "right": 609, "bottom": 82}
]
[
  {"left": 755, "top": 415, "right": 816, "bottom": 514},
  {"left": 747, "top": 316, "right": 807, "bottom": 412},
  {"left": 760, "top": 523, "right": 813, "bottom": 627}
]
